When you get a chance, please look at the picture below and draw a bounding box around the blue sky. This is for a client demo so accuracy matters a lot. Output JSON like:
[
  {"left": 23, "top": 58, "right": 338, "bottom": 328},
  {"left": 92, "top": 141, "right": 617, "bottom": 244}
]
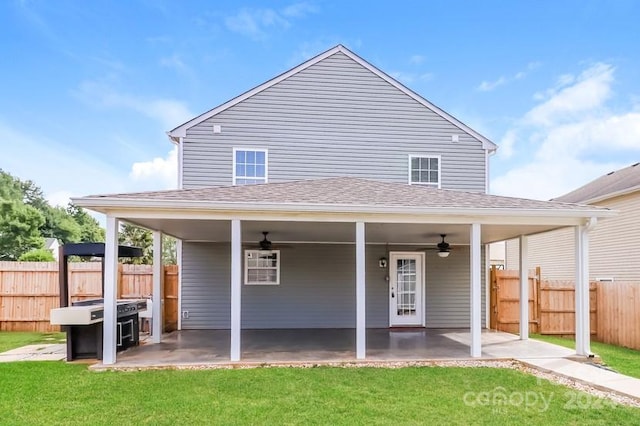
[{"left": 2, "top": 0, "right": 639, "bottom": 206}]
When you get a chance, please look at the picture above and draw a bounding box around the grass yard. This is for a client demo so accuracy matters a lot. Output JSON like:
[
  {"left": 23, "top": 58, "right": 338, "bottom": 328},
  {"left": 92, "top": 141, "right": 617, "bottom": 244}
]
[
  {"left": 0, "top": 362, "right": 639, "bottom": 425},
  {"left": 532, "top": 334, "right": 640, "bottom": 379},
  {"left": 0, "top": 332, "right": 65, "bottom": 353}
]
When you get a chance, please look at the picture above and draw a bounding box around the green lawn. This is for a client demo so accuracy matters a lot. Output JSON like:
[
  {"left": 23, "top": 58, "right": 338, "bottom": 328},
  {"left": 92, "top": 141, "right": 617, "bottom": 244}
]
[
  {"left": 0, "top": 362, "right": 638, "bottom": 425},
  {"left": 532, "top": 334, "right": 640, "bottom": 379},
  {"left": 0, "top": 332, "right": 65, "bottom": 353}
]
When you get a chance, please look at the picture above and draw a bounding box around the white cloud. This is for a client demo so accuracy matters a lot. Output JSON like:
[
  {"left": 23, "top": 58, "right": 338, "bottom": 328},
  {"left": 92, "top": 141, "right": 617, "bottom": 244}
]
[
  {"left": 498, "top": 129, "right": 517, "bottom": 159},
  {"left": 129, "top": 147, "right": 178, "bottom": 190},
  {"left": 160, "top": 54, "right": 188, "bottom": 73},
  {"left": 492, "top": 158, "right": 624, "bottom": 200},
  {"left": 282, "top": 2, "right": 318, "bottom": 17},
  {"left": 477, "top": 62, "right": 540, "bottom": 92},
  {"left": 409, "top": 54, "right": 425, "bottom": 65},
  {"left": 46, "top": 190, "right": 74, "bottom": 207},
  {"left": 225, "top": 3, "right": 317, "bottom": 40},
  {"left": 76, "top": 80, "right": 193, "bottom": 129},
  {"left": 491, "top": 62, "right": 640, "bottom": 200},
  {"left": 389, "top": 71, "right": 433, "bottom": 85},
  {"left": 478, "top": 76, "right": 507, "bottom": 92},
  {"left": 524, "top": 63, "right": 613, "bottom": 126},
  {"left": 225, "top": 8, "right": 289, "bottom": 39}
]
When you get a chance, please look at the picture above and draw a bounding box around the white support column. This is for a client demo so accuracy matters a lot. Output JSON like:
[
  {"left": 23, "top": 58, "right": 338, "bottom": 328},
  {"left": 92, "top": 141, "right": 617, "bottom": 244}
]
[
  {"left": 230, "top": 219, "right": 242, "bottom": 361},
  {"left": 152, "top": 231, "right": 163, "bottom": 343},
  {"left": 102, "top": 216, "right": 119, "bottom": 365},
  {"left": 355, "top": 221, "right": 366, "bottom": 360},
  {"left": 176, "top": 239, "right": 183, "bottom": 330},
  {"left": 575, "top": 224, "right": 591, "bottom": 356},
  {"left": 470, "top": 223, "right": 482, "bottom": 357},
  {"left": 519, "top": 235, "right": 529, "bottom": 340}
]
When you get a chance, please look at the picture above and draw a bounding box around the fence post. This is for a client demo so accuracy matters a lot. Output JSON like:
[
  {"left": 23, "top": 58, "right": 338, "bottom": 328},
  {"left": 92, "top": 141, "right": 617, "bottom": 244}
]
[
  {"left": 117, "top": 263, "right": 124, "bottom": 300},
  {"left": 490, "top": 265, "right": 497, "bottom": 330},
  {"left": 535, "top": 266, "right": 541, "bottom": 332}
]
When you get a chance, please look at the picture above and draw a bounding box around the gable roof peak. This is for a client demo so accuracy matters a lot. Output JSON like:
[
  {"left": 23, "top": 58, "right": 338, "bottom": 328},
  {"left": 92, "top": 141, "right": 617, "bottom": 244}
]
[{"left": 167, "top": 45, "right": 497, "bottom": 152}]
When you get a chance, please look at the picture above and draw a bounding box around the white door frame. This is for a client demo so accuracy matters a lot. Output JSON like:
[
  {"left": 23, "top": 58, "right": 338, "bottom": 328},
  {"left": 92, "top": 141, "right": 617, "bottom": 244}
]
[{"left": 388, "top": 251, "right": 426, "bottom": 327}]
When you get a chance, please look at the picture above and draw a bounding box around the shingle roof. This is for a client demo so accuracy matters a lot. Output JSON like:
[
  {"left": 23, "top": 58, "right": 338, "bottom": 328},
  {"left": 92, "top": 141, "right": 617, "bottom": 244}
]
[
  {"left": 553, "top": 162, "right": 640, "bottom": 204},
  {"left": 83, "top": 177, "right": 606, "bottom": 212}
]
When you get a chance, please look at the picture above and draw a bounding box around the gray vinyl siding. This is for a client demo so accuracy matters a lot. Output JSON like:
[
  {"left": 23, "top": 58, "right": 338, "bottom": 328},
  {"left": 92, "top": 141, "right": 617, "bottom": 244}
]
[
  {"left": 181, "top": 242, "right": 485, "bottom": 329},
  {"left": 505, "top": 192, "right": 640, "bottom": 282},
  {"left": 181, "top": 242, "right": 231, "bottom": 329},
  {"left": 182, "top": 52, "right": 487, "bottom": 192}
]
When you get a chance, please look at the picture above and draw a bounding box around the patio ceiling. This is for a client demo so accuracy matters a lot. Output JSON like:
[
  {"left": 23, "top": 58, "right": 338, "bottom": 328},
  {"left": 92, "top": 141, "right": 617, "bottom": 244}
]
[{"left": 120, "top": 217, "right": 572, "bottom": 246}]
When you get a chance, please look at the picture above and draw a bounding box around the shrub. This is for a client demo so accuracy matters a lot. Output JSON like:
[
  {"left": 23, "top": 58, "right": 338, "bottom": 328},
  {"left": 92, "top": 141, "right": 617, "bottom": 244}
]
[{"left": 18, "top": 248, "right": 56, "bottom": 262}]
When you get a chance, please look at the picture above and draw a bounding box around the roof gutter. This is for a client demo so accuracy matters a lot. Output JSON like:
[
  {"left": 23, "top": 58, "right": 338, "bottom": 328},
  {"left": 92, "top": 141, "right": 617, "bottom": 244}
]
[{"left": 72, "top": 196, "right": 615, "bottom": 219}]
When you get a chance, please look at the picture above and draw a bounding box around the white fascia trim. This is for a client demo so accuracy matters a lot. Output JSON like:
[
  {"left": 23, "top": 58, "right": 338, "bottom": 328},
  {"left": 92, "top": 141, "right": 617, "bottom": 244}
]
[{"left": 73, "top": 198, "right": 615, "bottom": 221}]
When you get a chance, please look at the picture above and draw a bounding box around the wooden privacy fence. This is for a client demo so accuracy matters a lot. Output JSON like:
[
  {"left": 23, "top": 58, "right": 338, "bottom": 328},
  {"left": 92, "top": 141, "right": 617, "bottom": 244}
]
[
  {"left": 0, "top": 262, "right": 178, "bottom": 332},
  {"left": 597, "top": 282, "right": 640, "bottom": 350},
  {"left": 491, "top": 267, "right": 640, "bottom": 350}
]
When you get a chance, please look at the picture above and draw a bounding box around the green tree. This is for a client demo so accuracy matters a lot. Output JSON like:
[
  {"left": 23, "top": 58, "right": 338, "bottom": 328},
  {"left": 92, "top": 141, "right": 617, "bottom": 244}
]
[
  {"left": 67, "top": 203, "right": 105, "bottom": 242},
  {"left": 118, "top": 223, "right": 177, "bottom": 265},
  {"left": 0, "top": 200, "right": 45, "bottom": 260},
  {"left": 41, "top": 206, "right": 82, "bottom": 244},
  {"left": 162, "top": 236, "right": 177, "bottom": 265},
  {"left": 119, "top": 223, "right": 153, "bottom": 264},
  {"left": 0, "top": 170, "right": 106, "bottom": 259},
  {"left": 18, "top": 248, "right": 56, "bottom": 262}
]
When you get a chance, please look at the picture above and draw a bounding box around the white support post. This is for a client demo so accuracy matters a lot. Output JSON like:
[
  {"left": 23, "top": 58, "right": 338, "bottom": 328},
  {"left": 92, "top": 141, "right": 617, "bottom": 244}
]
[
  {"left": 152, "top": 231, "right": 163, "bottom": 343},
  {"left": 230, "top": 219, "right": 242, "bottom": 361},
  {"left": 470, "top": 223, "right": 482, "bottom": 357},
  {"left": 355, "top": 221, "right": 366, "bottom": 360},
  {"left": 176, "top": 239, "right": 183, "bottom": 330},
  {"left": 519, "top": 235, "right": 529, "bottom": 340},
  {"left": 575, "top": 224, "right": 591, "bottom": 356},
  {"left": 103, "top": 216, "right": 119, "bottom": 365}
]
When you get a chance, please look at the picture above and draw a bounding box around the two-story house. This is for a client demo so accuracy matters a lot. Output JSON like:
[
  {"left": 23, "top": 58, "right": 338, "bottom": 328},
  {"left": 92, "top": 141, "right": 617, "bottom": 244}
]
[{"left": 75, "top": 45, "right": 610, "bottom": 365}]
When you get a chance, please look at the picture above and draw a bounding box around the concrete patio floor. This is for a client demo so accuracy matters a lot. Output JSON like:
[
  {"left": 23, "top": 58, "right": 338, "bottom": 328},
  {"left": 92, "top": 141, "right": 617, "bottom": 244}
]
[{"left": 111, "top": 328, "right": 576, "bottom": 368}]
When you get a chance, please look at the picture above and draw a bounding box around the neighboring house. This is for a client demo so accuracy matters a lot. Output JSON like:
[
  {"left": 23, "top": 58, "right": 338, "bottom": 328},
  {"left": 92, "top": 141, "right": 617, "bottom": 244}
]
[
  {"left": 74, "top": 45, "right": 610, "bottom": 364},
  {"left": 44, "top": 238, "right": 60, "bottom": 261},
  {"left": 505, "top": 162, "right": 640, "bottom": 282}
]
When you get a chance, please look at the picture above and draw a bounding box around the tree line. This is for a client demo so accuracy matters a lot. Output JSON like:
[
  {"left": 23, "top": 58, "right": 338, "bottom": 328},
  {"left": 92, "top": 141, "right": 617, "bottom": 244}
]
[{"left": 0, "top": 170, "right": 175, "bottom": 264}]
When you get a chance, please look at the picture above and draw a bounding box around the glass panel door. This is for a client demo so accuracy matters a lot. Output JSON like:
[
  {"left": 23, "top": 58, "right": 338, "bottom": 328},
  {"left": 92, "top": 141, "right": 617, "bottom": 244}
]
[{"left": 389, "top": 253, "right": 424, "bottom": 326}]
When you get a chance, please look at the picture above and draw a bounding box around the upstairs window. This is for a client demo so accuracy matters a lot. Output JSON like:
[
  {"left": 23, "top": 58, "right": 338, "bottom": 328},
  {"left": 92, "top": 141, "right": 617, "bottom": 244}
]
[
  {"left": 233, "top": 148, "right": 268, "bottom": 185},
  {"left": 409, "top": 155, "right": 440, "bottom": 187}
]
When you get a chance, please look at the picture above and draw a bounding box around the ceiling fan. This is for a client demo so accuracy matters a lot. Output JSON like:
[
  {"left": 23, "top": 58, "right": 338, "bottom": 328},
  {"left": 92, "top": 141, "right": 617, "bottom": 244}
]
[
  {"left": 245, "top": 232, "right": 290, "bottom": 251},
  {"left": 258, "top": 231, "right": 272, "bottom": 250},
  {"left": 436, "top": 234, "right": 451, "bottom": 258},
  {"left": 415, "top": 234, "right": 452, "bottom": 258}
]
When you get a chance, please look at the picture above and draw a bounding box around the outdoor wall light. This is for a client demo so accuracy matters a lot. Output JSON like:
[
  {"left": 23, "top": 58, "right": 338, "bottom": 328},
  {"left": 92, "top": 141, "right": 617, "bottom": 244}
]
[{"left": 378, "top": 257, "right": 388, "bottom": 268}]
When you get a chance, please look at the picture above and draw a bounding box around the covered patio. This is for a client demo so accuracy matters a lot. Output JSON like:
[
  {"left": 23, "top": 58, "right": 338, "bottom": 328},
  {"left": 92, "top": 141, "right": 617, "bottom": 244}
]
[
  {"left": 108, "top": 328, "right": 575, "bottom": 368},
  {"left": 73, "top": 177, "right": 613, "bottom": 366}
]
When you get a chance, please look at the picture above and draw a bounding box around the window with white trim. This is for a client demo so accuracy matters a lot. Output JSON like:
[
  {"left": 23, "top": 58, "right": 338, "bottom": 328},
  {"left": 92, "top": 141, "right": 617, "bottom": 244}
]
[
  {"left": 233, "top": 148, "right": 267, "bottom": 185},
  {"left": 409, "top": 155, "right": 440, "bottom": 187},
  {"left": 244, "top": 250, "right": 280, "bottom": 285}
]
